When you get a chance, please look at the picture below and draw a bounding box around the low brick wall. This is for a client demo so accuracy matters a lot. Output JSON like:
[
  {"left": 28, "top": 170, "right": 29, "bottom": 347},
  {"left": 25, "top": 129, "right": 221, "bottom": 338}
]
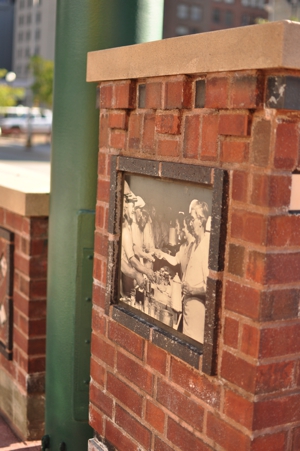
[
  {"left": 88, "top": 22, "right": 300, "bottom": 451},
  {"left": 0, "top": 168, "right": 49, "bottom": 440}
]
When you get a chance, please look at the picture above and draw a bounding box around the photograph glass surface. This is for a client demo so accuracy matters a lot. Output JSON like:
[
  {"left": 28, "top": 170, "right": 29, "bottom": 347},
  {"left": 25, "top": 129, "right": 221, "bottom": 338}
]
[{"left": 119, "top": 173, "right": 213, "bottom": 344}]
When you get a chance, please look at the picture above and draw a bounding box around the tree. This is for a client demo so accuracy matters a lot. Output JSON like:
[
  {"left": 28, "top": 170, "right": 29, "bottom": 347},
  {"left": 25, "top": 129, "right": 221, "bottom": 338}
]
[
  {"left": 29, "top": 56, "right": 54, "bottom": 108},
  {"left": 0, "top": 69, "right": 24, "bottom": 106}
]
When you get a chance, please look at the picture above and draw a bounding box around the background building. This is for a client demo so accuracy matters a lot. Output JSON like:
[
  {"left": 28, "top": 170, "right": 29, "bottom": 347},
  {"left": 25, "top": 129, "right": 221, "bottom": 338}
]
[
  {"left": 0, "top": 0, "right": 14, "bottom": 71},
  {"left": 163, "top": 0, "right": 298, "bottom": 38},
  {"left": 12, "top": 0, "right": 56, "bottom": 81}
]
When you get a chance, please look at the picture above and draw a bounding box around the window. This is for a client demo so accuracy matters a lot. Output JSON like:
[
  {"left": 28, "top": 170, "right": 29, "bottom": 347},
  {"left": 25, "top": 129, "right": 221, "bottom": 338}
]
[
  {"left": 190, "top": 5, "right": 202, "bottom": 21},
  {"left": 26, "top": 13, "right": 31, "bottom": 24},
  {"left": 17, "top": 48, "right": 23, "bottom": 58},
  {"left": 26, "top": 30, "right": 31, "bottom": 41},
  {"left": 34, "top": 46, "right": 40, "bottom": 55},
  {"left": 20, "top": 0, "right": 25, "bottom": 9},
  {"left": 177, "top": 4, "right": 189, "bottom": 19},
  {"left": 36, "top": 11, "right": 41, "bottom": 23},
  {"left": 224, "top": 0, "right": 234, "bottom": 3},
  {"left": 241, "top": 0, "right": 249, "bottom": 5},
  {"left": 225, "top": 10, "right": 233, "bottom": 26},
  {"left": 27, "top": 0, "right": 32, "bottom": 7},
  {"left": 35, "top": 28, "right": 41, "bottom": 40},
  {"left": 25, "top": 47, "right": 30, "bottom": 57},
  {"left": 176, "top": 25, "right": 189, "bottom": 35},
  {"left": 18, "top": 15, "right": 24, "bottom": 25},
  {"left": 18, "top": 31, "right": 24, "bottom": 42},
  {"left": 241, "top": 14, "right": 249, "bottom": 25},
  {"left": 212, "top": 8, "right": 221, "bottom": 23}
]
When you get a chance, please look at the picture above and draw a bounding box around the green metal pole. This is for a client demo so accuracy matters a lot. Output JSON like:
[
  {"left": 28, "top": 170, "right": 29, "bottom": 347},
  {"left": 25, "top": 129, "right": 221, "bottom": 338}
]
[{"left": 46, "top": 1, "right": 163, "bottom": 450}]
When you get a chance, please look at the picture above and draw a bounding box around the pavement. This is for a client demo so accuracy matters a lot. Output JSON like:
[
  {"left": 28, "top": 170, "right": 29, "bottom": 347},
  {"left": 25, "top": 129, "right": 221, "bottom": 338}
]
[
  {"left": 0, "top": 415, "right": 41, "bottom": 450},
  {"left": 0, "top": 135, "right": 49, "bottom": 450}
]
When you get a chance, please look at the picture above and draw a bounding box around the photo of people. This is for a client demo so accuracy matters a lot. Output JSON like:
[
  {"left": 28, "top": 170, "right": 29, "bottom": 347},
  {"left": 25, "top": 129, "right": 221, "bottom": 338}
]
[{"left": 119, "top": 174, "right": 212, "bottom": 344}]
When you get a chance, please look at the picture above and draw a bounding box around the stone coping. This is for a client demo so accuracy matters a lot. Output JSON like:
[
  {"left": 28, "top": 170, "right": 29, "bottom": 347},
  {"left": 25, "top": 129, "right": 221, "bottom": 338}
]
[
  {"left": 87, "top": 20, "right": 300, "bottom": 82},
  {"left": 0, "top": 163, "right": 50, "bottom": 217}
]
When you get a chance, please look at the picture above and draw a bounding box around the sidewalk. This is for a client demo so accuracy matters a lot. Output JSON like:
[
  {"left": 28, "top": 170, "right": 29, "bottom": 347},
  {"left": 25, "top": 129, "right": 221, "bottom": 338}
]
[{"left": 0, "top": 415, "right": 40, "bottom": 451}]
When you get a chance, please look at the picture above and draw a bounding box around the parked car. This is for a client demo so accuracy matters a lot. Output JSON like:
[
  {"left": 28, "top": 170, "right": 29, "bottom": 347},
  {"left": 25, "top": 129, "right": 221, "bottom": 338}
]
[{"left": 0, "top": 106, "right": 52, "bottom": 136}]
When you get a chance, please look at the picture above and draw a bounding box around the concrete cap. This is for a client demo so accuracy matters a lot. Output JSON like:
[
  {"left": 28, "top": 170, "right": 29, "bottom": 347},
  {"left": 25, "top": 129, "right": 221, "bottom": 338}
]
[
  {"left": 0, "top": 162, "right": 50, "bottom": 216},
  {"left": 87, "top": 21, "right": 300, "bottom": 82}
]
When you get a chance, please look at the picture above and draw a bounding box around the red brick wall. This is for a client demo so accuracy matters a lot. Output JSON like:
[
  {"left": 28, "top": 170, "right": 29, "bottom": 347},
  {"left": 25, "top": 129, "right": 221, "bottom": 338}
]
[
  {"left": 91, "top": 71, "right": 300, "bottom": 451},
  {"left": 0, "top": 207, "right": 48, "bottom": 438}
]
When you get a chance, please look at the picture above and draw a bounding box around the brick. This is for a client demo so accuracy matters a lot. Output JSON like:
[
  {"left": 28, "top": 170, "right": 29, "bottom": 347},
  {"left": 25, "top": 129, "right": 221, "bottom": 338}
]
[
  {"left": 260, "top": 288, "right": 299, "bottom": 321},
  {"left": 28, "top": 355, "right": 45, "bottom": 373},
  {"left": 97, "top": 179, "right": 110, "bottom": 203},
  {"left": 109, "top": 111, "right": 128, "bottom": 129},
  {"left": 106, "top": 372, "right": 143, "bottom": 417},
  {"left": 110, "top": 130, "right": 126, "bottom": 149},
  {"left": 183, "top": 115, "right": 200, "bottom": 158},
  {"left": 154, "top": 437, "right": 174, "bottom": 451},
  {"left": 128, "top": 113, "right": 142, "bottom": 150},
  {"left": 89, "top": 404, "right": 104, "bottom": 436},
  {"left": 92, "top": 283, "right": 106, "bottom": 310},
  {"left": 94, "top": 232, "right": 108, "bottom": 258},
  {"left": 157, "top": 138, "right": 179, "bottom": 157},
  {"left": 28, "top": 337, "right": 46, "bottom": 355},
  {"left": 146, "top": 342, "right": 167, "bottom": 375},
  {"left": 223, "top": 316, "right": 239, "bottom": 349},
  {"left": 114, "top": 81, "right": 136, "bottom": 109},
  {"left": 251, "top": 431, "right": 287, "bottom": 451},
  {"left": 274, "top": 122, "right": 299, "bottom": 169},
  {"left": 91, "top": 310, "right": 106, "bottom": 335},
  {"left": 232, "top": 170, "right": 248, "bottom": 203},
  {"left": 145, "top": 400, "right": 165, "bottom": 434},
  {"left": 5, "top": 211, "right": 24, "bottom": 233},
  {"left": 293, "top": 427, "right": 300, "bottom": 451},
  {"left": 267, "top": 215, "right": 300, "bottom": 247},
  {"left": 117, "top": 351, "right": 153, "bottom": 394},
  {"left": 219, "top": 113, "right": 248, "bottom": 136},
  {"left": 91, "top": 333, "right": 115, "bottom": 368},
  {"left": 259, "top": 323, "right": 300, "bottom": 358},
  {"left": 99, "top": 112, "right": 109, "bottom": 148},
  {"left": 108, "top": 321, "right": 144, "bottom": 360},
  {"left": 157, "top": 379, "right": 204, "bottom": 432},
  {"left": 246, "top": 250, "right": 266, "bottom": 284},
  {"left": 227, "top": 243, "right": 245, "bottom": 277},
  {"left": 156, "top": 112, "right": 181, "bottom": 135},
  {"left": 93, "top": 255, "right": 103, "bottom": 282},
  {"left": 224, "top": 389, "right": 254, "bottom": 429},
  {"left": 231, "top": 209, "right": 267, "bottom": 245},
  {"left": 207, "top": 412, "right": 250, "bottom": 451},
  {"left": 264, "top": 252, "right": 300, "bottom": 285},
  {"left": 164, "top": 79, "right": 192, "bottom": 109},
  {"left": 255, "top": 360, "right": 294, "bottom": 394},
  {"left": 201, "top": 114, "right": 219, "bottom": 160},
  {"left": 253, "top": 393, "right": 300, "bottom": 429},
  {"left": 29, "top": 238, "right": 48, "bottom": 256},
  {"left": 250, "top": 119, "right": 272, "bottom": 167},
  {"left": 106, "top": 420, "right": 139, "bottom": 451},
  {"left": 115, "top": 404, "right": 151, "bottom": 449},
  {"left": 230, "top": 75, "right": 260, "bottom": 109},
  {"left": 241, "top": 324, "right": 260, "bottom": 358},
  {"left": 170, "top": 358, "right": 221, "bottom": 408},
  {"left": 167, "top": 418, "right": 211, "bottom": 451},
  {"left": 95, "top": 204, "right": 105, "bottom": 230},
  {"left": 100, "top": 84, "right": 113, "bottom": 109},
  {"left": 205, "top": 76, "right": 229, "bottom": 108},
  {"left": 90, "top": 357, "right": 105, "bottom": 388},
  {"left": 221, "top": 140, "right": 249, "bottom": 163},
  {"left": 221, "top": 350, "right": 256, "bottom": 393},
  {"left": 250, "top": 174, "right": 291, "bottom": 208},
  {"left": 30, "top": 218, "right": 48, "bottom": 238},
  {"left": 145, "top": 82, "right": 163, "bottom": 109},
  {"left": 90, "top": 381, "right": 113, "bottom": 418},
  {"left": 143, "top": 113, "right": 156, "bottom": 153}
]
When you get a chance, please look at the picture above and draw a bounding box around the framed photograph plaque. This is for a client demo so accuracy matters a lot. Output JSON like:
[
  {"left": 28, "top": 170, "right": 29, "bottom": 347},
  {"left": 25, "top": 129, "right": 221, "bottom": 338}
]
[
  {"left": 0, "top": 227, "right": 14, "bottom": 360},
  {"left": 105, "top": 157, "right": 228, "bottom": 374}
]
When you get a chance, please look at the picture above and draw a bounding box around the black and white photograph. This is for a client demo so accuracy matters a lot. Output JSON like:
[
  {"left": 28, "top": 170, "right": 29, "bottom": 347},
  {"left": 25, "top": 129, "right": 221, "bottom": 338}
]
[{"left": 119, "top": 173, "right": 213, "bottom": 344}]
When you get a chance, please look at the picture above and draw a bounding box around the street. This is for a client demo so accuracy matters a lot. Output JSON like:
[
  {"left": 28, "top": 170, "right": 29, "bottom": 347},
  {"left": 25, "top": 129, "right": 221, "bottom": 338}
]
[{"left": 0, "top": 135, "right": 51, "bottom": 172}]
